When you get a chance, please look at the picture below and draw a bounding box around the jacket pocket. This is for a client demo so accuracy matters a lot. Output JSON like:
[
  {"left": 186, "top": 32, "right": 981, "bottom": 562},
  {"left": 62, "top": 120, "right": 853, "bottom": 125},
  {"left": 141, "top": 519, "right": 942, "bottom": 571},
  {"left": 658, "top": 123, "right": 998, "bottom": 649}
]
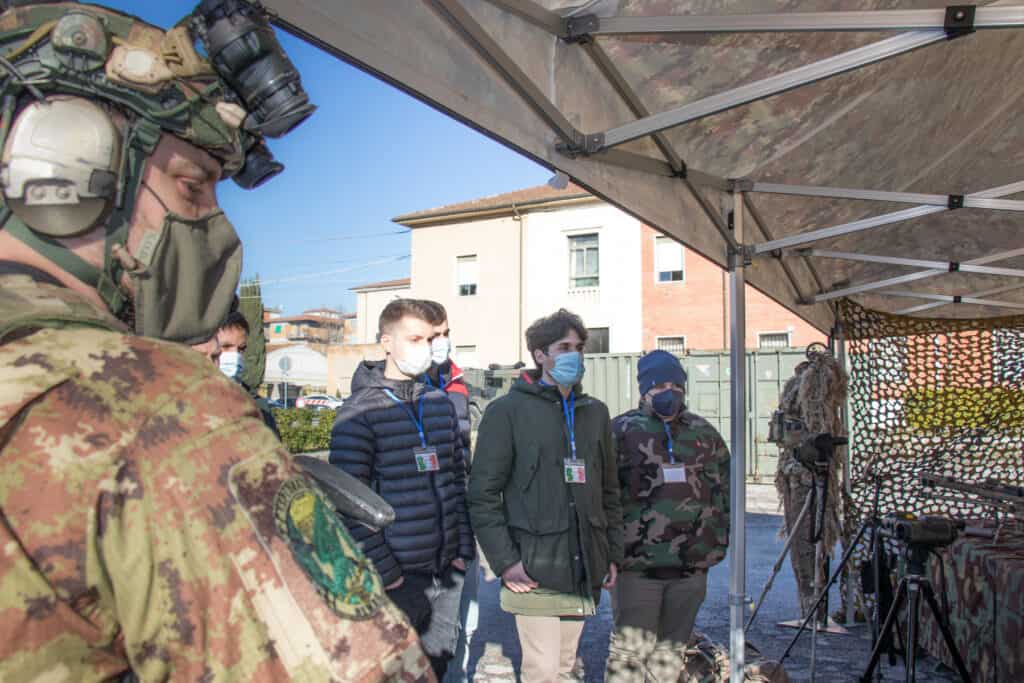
[
  {"left": 511, "top": 526, "right": 572, "bottom": 593},
  {"left": 587, "top": 512, "right": 610, "bottom": 583}
]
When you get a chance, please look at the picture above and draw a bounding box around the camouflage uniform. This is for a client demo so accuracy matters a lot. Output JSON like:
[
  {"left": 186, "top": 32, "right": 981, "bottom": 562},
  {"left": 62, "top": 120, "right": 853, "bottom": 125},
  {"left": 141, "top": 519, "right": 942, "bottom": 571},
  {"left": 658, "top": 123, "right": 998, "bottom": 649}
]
[
  {"left": 606, "top": 408, "right": 730, "bottom": 683},
  {"left": 0, "top": 272, "right": 431, "bottom": 682}
]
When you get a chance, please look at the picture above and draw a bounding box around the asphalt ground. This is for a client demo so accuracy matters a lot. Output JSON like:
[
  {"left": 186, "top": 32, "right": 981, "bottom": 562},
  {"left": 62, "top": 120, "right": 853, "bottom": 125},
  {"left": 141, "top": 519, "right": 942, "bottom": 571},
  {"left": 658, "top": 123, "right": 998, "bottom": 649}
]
[{"left": 467, "top": 491, "right": 963, "bottom": 682}]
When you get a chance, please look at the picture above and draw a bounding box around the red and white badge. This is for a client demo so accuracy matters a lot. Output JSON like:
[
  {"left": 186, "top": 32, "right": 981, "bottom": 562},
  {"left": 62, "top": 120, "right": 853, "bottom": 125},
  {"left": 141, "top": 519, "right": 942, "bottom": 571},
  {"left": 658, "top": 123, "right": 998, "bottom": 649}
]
[
  {"left": 414, "top": 447, "right": 440, "bottom": 472},
  {"left": 564, "top": 459, "right": 587, "bottom": 484}
]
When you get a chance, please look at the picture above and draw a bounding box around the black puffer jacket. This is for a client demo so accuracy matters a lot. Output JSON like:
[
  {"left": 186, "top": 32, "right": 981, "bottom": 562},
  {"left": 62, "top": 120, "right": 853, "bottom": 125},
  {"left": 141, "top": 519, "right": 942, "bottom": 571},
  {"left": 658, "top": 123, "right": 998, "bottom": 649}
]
[{"left": 330, "top": 361, "right": 474, "bottom": 585}]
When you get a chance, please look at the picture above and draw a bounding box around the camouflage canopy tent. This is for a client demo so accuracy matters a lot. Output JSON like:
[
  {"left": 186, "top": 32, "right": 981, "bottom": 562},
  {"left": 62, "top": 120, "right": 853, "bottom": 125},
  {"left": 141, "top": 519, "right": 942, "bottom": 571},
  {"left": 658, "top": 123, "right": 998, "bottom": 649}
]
[{"left": 261, "top": 0, "right": 1024, "bottom": 677}]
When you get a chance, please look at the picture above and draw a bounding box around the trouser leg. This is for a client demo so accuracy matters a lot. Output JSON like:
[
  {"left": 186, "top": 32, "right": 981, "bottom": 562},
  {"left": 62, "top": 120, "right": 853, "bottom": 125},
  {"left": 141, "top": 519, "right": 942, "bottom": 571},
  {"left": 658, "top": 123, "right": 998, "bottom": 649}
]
[
  {"left": 784, "top": 471, "right": 819, "bottom": 619},
  {"left": 442, "top": 557, "right": 479, "bottom": 683},
  {"left": 515, "top": 615, "right": 585, "bottom": 683},
  {"left": 557, "top": 618, "right": 585, "bottom": 680},
  {"left": 606, "top": 571, "right": 664, "bottom": 683},
  {"left": 417, "top": 568, "right": 466, "bottom": 679},
  {"left": 649, "top": 571, "right": 708, "bottom": 682}
]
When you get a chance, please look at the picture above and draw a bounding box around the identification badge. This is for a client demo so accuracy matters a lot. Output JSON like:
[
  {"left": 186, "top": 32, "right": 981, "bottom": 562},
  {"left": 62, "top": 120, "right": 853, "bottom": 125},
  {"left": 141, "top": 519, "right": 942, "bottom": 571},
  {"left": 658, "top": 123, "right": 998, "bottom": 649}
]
[
  {"left": 564, "top": 459, "right": 587, "bottom": 484},
  {"left": 662, "top": 464, "right": 687, "bottom": 484},
  {"left": 414, "top": 447, "right": 440, "bottom": 472}
]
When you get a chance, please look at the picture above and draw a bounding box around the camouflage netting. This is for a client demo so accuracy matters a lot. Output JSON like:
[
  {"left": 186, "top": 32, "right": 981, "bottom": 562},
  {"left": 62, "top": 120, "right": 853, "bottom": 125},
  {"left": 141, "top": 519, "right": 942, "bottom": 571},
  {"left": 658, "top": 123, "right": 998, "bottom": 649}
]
[{"left": 838, "top": 298, "right": 1024, "bottom": 615}]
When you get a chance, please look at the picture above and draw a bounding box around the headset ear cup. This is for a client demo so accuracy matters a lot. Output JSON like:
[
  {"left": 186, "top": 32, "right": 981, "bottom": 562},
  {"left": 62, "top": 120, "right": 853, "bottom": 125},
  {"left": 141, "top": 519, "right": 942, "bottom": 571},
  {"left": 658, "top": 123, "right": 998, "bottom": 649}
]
[{"left": 1, "top": 96, "right": 122, "bottom": 238}]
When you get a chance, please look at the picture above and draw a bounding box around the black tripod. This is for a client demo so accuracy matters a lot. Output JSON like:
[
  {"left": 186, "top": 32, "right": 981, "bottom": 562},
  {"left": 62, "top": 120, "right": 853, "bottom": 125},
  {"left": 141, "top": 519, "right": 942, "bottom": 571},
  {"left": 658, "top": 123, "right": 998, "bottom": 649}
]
[
  {"left": 779, "top": 464, "right": 893, "bottom": 678},
  {"left": 860, "top": 544, "right": 970, "bottom": 683}
]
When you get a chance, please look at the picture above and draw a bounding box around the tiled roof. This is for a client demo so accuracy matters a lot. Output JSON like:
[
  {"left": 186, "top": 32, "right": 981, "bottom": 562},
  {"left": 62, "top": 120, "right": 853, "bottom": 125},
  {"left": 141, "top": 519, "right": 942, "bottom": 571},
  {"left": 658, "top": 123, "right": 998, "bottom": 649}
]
[
  {"left": 349, "top": 277, "right": 412, "bottom": 292},
  {"left": 392, "top": 182, "right": 595, "bottom": 226}
]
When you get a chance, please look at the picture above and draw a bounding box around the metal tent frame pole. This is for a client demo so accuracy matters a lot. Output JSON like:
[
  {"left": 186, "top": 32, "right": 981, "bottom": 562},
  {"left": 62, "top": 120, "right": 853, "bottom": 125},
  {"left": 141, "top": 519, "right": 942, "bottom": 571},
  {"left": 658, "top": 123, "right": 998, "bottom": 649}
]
[
  {"left": 835, "top": 321, "right": 856, "bottom": 626},
  {"left": 567, "top": 7, "right": 1024, "bottom": 36},
  {"left": 728, "top": 190, "right": 748, "bottom": 683},
  {"left": 582, "top": 30, "right": 947, "bottom": 153},
  {"left": 751, "top": 180, "right": 1024, "bottom": 256}
]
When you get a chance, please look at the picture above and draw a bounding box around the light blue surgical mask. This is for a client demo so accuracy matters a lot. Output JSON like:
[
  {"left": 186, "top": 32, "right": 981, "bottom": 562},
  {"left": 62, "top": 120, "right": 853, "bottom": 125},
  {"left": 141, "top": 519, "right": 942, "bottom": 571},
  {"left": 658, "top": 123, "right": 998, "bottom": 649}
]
[
  {"left": 550, "top": 351, "right": 585, "bottom": 388},
  {"left": 219, "top": 350, "right": 244, "bottom": 381}
]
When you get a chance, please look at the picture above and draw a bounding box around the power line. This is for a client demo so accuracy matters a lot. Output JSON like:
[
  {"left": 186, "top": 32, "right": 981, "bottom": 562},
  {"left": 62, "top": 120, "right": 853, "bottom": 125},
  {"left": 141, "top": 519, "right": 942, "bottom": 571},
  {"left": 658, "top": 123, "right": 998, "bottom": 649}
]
[
  {"left": 297, "top": 229, "right": 409, "bottom": 244},
  {"left": 238, "top": 255, "right": 409, "bottom": 294}
]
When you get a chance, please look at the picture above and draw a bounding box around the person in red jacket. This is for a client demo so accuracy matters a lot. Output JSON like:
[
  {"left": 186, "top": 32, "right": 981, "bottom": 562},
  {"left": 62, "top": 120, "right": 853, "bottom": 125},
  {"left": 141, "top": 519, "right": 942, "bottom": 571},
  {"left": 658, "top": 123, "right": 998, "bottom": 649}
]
[{"left": 421, "top": 300, "right": 478, "bottom": 683}]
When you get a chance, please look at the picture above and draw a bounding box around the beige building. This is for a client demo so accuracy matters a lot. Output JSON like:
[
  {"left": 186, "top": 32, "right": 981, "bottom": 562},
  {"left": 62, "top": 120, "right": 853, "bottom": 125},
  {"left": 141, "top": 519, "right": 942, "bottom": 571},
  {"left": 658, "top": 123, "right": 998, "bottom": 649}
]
[
  {"left": 376, "top": 183, "right": 822, "bottom": 369},
  {"left": 351, "top": 278, "right": 411, "bottom": 345}
]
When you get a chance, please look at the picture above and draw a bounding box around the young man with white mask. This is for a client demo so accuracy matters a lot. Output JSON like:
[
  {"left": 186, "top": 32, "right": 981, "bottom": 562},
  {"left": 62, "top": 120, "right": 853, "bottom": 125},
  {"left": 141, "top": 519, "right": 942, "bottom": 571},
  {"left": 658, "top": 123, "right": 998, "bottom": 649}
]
[
  {"left": 469, "top": 308, "right": 623, "bottom": 683},
  {"left": 330, "top": 298, "right": 474, "bottom": 680}
]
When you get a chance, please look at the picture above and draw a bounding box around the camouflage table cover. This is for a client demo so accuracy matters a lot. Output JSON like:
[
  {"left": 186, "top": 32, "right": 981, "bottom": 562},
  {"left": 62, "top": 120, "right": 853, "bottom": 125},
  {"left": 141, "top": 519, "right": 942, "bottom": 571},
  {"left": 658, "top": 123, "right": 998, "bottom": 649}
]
[{"left": 919, "top": 523, "right": 1024, "bottom": 682}]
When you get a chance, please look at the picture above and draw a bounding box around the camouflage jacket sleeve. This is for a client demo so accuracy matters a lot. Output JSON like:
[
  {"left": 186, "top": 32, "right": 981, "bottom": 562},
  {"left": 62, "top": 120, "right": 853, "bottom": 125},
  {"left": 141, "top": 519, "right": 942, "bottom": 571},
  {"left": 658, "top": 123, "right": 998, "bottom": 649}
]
[
  {"left": 328, "top": 410, "right": 403, "bottom": 586},
  {"left": 0, "top": 330, "right": 431, "bottom": 683},
  {"left": 601, "top": 410, "right": 625, "bottom": 565},
  {"left": 710, "top": 427, "right": 731, "bottom": 536}
]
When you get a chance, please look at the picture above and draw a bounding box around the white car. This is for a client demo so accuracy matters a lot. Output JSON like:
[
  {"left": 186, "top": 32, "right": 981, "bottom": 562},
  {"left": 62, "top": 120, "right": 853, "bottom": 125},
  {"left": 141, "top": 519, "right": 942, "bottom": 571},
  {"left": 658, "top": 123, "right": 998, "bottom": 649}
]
[{"left": 295, "top": 394, "right": 344, "bottom": 411}]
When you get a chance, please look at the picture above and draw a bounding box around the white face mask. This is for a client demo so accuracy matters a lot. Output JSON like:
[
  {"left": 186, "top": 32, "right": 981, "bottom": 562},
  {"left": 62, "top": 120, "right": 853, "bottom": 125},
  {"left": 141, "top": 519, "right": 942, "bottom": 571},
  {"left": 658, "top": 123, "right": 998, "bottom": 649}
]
[
  {"left": 219, "top": 350, "right": 244, "bottom": 381},
  {"left": 394, "top": 341, "right": 432, "bottom": 378},
  {"left": 431, "top": 336, "right": 451, "bottom": 365}
]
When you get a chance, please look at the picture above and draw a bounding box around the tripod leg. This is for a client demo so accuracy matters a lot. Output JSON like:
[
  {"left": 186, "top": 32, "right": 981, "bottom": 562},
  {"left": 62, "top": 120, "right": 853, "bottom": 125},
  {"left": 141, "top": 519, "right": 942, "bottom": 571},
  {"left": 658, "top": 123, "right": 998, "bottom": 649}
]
[
  {"left": 861, "top": 579, "right": 907, "bottom": 683},
  {"left": 780, "top": 521, "right": 868, "bottom": 664},
  {"left": 746, "top": 489, "right": 814, "bottom": 632},
  {"left": 906, "top": 582, "right": 920, "bottom": 683},
  {"left": 921, "top": 583, "right": 971, "bottom": 683}
]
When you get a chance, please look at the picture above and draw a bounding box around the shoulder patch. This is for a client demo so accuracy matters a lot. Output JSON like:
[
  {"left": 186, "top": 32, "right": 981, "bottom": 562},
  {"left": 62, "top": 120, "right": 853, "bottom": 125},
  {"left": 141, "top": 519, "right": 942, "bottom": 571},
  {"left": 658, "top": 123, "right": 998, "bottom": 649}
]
[{"left": 273, "top": 477, "right": 385, "bottom": 620}]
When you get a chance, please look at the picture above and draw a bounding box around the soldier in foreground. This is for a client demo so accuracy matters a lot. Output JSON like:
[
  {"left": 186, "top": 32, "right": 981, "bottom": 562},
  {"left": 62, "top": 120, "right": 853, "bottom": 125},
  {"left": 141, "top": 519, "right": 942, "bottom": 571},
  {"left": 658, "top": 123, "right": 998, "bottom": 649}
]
[
  {"left": 0, "top": 1, "right": 429, "bottom": 680},
  {"left": 605, "top": 350, "right": 730, "bottom": 682}
]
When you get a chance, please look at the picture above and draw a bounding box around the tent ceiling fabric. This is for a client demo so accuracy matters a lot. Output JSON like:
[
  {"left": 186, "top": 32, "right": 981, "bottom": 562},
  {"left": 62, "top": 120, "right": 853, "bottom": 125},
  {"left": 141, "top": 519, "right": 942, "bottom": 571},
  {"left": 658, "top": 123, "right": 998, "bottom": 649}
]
[{"left": 265, "top": 0, "right": 1024, "bottom": 330}]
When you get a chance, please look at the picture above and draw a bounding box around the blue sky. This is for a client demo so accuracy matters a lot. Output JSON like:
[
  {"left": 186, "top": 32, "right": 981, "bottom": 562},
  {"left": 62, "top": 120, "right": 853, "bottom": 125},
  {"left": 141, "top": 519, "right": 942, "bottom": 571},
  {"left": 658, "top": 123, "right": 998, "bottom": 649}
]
[{"left": 103, "top": 1, "right": 549, "bottom": 314}]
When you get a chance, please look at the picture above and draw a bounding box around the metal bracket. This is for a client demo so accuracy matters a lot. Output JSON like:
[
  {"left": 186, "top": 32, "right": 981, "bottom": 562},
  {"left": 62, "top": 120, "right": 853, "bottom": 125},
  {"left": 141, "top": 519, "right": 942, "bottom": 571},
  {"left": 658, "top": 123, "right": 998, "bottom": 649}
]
[
  {"left": 727, "top": 210, "right": 735, "bottom": 232},
  {"left": 953, "top": 295, "right": 963, "bottom": 303},
  {"left": 672, "top": 161, "right": 689, "bottom": 179},
  {"left": 555, "top": 129, "right": 605, "bottom": 157},
  {"left": 949, "top": 261, "right": 961, "bottom": 272},
  {"left": 563, "top": 14, "right": 599, "bottom": 42},
  {"left": 948, "top": 193, "right": 965, "bottom": 209},
  {"left": 730, "top": 177, "right": 755, "bottom": 193},
  {"left": 944, "top": 5, "right": 976, "bottom": 38}
]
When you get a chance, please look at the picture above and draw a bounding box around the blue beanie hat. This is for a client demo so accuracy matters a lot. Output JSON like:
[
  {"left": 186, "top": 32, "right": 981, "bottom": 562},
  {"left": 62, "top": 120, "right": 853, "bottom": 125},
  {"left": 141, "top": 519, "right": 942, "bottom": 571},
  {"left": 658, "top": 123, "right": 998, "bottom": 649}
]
[{"left": 638, "top": 350, "right": 687, "bottom": 396}]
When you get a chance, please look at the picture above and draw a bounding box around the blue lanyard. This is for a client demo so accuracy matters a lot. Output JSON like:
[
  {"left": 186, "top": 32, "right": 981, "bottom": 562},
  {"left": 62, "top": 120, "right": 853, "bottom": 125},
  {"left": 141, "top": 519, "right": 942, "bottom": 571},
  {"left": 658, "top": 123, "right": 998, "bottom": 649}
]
[
  {"left": 664, "top": 422, "right": 676, "bottom": 464},
  {"left": 424, "top": 373, "right": 448, "bottom": 391},
  {"left": 383, "top": 389, "right": 428, "bottom": 448},
  {"left": 561, "top": 391, "right": 577, "bottom": 461}
]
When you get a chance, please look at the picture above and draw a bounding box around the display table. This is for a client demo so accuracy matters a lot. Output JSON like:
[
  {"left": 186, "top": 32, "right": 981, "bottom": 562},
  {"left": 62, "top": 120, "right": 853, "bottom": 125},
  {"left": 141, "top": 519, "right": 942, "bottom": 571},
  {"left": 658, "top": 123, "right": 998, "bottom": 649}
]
[{"left": 919, "top": 524, "right": 1024, "bottom": 682}]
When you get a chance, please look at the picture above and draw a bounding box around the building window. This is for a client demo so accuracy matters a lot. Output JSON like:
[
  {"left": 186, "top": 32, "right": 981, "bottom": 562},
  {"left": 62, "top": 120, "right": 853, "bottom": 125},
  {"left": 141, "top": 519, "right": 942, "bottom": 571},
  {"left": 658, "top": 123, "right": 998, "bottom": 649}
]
[
  {"left": 569, "top": 233, "right": 600, "bottom": 288},
  {"left": 657, "top": 336, "right": 686, "bottom": 354},
  {"left": 759, "top": 332, "right": 791, "bottom": 349},
  {"left": 585, "top": 327, "right": 609, "bottom": 354},
  {"left": 457, "top": 255, "right": 478, "bottom": 296},
  {"left": 455, "top": 345, "right": 479, "bottom": 368},
  {"left": 655, "top": 236, "right": 685, "bottom": 282}
]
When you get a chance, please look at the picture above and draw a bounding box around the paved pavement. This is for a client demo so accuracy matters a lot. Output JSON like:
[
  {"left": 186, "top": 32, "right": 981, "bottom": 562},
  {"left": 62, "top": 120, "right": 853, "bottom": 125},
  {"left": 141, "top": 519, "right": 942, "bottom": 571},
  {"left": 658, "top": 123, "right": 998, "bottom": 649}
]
[{"left": 465, "top": 500, "right": 963, "bottom": 682}]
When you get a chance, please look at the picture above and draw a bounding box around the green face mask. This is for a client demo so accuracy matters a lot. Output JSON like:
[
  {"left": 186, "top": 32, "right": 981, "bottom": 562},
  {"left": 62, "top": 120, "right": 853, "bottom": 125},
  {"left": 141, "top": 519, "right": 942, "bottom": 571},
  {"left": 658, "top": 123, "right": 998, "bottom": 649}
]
[{"left": 127, "top": 184, "right": 242, "bottom": 345}]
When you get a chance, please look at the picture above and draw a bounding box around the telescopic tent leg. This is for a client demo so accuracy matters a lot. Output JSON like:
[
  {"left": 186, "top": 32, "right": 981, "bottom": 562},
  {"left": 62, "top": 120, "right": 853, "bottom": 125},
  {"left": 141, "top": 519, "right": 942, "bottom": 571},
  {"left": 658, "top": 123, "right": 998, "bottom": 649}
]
[
  {"left": 837, "top": 323, "right": 856, "bottom": 627},
  {"left": 728, "top": 191, "right": 748, "bottom": 683}
]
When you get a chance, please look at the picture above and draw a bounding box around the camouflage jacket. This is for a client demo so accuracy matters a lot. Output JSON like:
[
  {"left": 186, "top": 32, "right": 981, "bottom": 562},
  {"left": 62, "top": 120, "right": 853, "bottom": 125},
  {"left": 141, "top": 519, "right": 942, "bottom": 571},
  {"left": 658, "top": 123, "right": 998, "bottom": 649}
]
[
  {"left": 0, "top": 272, "right": 431, "bottom": 682},
  {"left": 612, "top": 408, "right": 730, "bottom": 573}
]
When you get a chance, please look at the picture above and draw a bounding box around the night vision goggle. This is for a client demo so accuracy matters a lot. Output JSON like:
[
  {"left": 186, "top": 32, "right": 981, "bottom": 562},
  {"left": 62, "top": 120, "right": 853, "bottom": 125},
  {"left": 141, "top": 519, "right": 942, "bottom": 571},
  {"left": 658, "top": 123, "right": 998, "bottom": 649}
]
[{"left": 0, "top": 0, "right": 314, "bottom": 189}]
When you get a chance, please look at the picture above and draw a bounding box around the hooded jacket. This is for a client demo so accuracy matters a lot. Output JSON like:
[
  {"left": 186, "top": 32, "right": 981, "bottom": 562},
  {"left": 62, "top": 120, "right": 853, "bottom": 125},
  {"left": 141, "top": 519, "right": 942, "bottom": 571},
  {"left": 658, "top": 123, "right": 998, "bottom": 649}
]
[
  {"left": 423, "top": 358, "right": 471, "bottom": 454},
  {"left": 469, "top": 370, "right": 623, "bottom": 616},
  {"left": 330, "top": 361, "right": 474, "bottom": 585}
]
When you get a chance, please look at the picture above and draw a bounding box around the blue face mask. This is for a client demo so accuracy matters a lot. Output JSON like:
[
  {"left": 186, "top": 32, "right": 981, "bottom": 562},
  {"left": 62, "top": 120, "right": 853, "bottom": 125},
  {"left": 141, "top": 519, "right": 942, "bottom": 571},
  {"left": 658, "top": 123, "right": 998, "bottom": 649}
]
[
  {"left": 550, "top": 351, "right": 585, "bottom": 388},
  {"left": 651, "top": 388, "right": 684, "bottom": 419}
]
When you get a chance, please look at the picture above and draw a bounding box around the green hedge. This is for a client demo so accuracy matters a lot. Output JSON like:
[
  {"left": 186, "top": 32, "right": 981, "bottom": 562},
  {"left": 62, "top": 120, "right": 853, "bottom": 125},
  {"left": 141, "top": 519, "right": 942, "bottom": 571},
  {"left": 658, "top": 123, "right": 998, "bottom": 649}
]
[
  {"left": 273, "top": 408, "right": 334, "bottom": 453},
  {"left": 905, "top": 386, "right": 1024, "bottom": 430}
]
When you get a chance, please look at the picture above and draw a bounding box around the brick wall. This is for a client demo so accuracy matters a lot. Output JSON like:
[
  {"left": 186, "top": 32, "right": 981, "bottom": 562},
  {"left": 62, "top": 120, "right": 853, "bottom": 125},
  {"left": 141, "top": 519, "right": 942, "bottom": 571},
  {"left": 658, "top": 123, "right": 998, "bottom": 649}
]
[{"left": 640, "top": 225, "right": 825, "bottom": 351}]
